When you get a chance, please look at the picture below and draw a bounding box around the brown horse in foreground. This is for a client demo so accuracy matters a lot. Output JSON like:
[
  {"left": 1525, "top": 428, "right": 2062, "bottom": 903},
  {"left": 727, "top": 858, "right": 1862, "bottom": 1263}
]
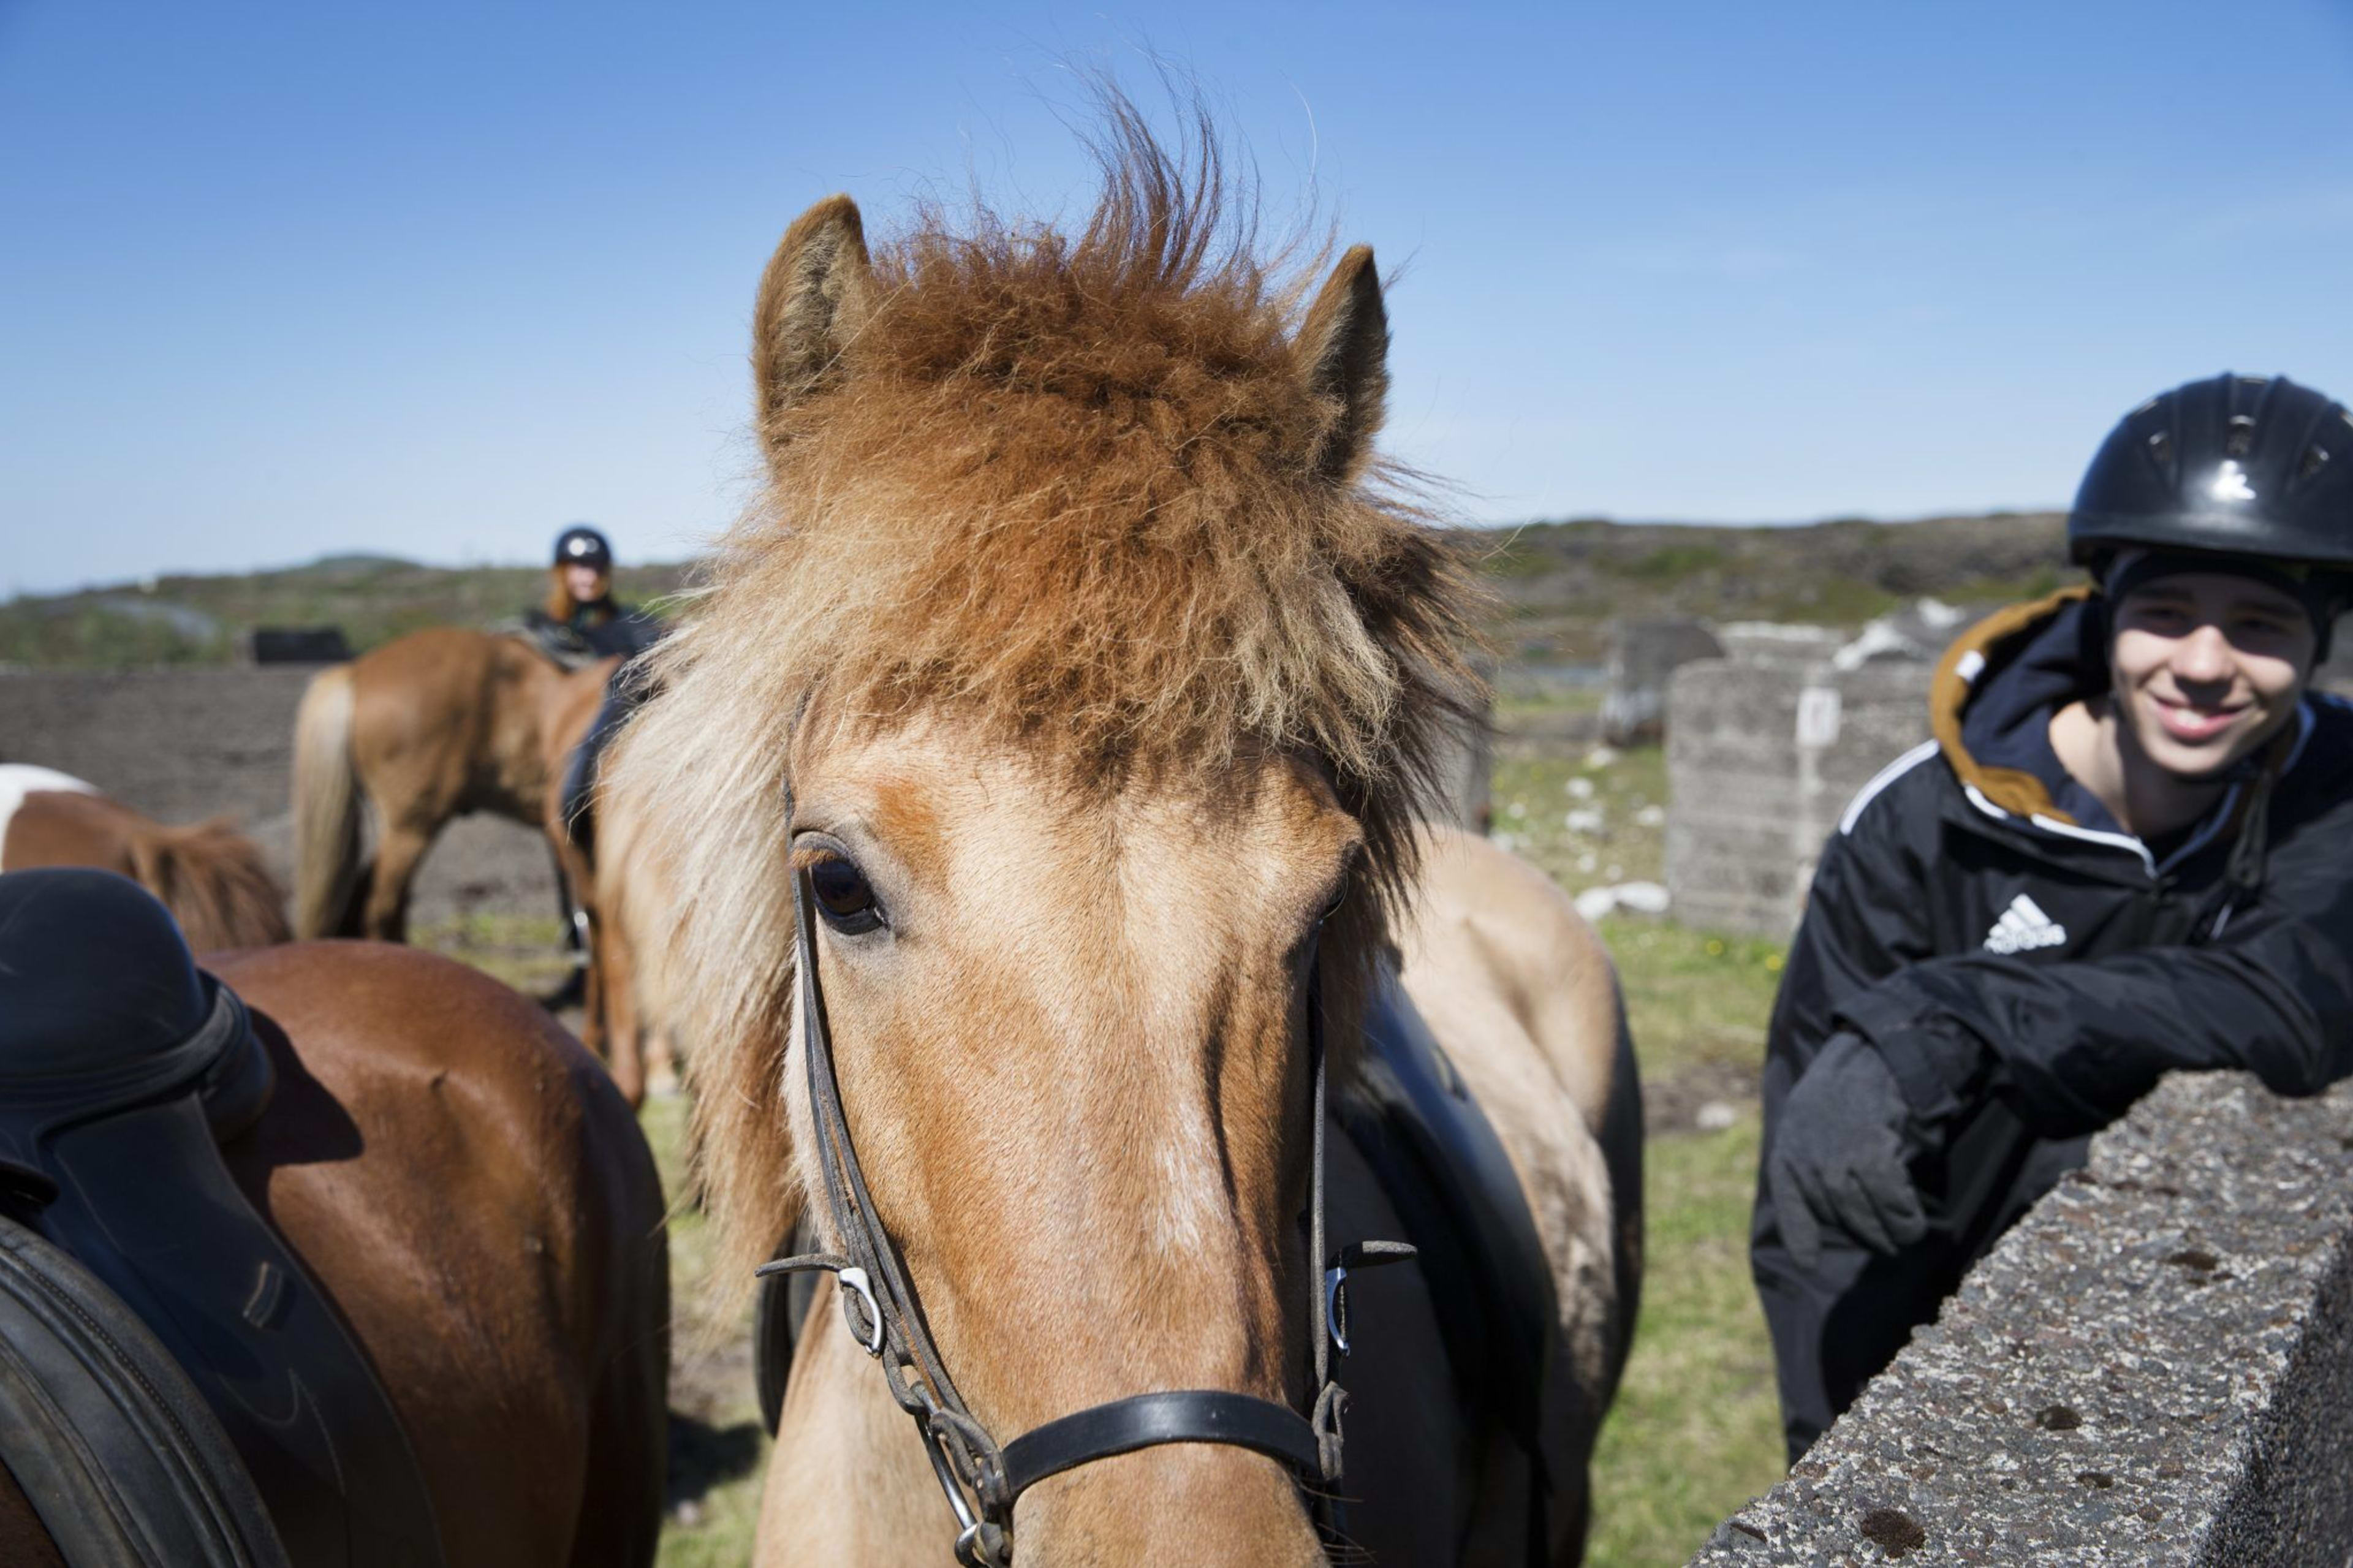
[
  {"left": 215, "top": 942, "right": 669, "bottom": 1564},
  {"left": 609, "top": 115, "right": 1640, "bottom": 1567},
  {"left": 0, "top": 764, "right": 289, "bottom": 949},
  {"left": 0, "top": 925, "right": 671, "bottom": 1564},
  {"left": 289, "top": 629, "right": 659, "bottom": 1098}
]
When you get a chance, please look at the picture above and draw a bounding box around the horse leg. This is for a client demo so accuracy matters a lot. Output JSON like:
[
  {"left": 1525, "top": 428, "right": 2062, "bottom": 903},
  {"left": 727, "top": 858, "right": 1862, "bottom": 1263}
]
[
  {"left": 585, "top": 913, "right": 645, "bottom": 1108},
  {"left": 360, "top": 819, "right": 434, "bottom": 945}
]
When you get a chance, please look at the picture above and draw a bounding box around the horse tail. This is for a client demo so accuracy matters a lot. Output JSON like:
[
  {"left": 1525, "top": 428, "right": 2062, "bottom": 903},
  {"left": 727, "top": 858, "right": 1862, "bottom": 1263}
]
[
  {"left": 292, "top": 664, "right": 364, "bottom": 938},
  {"left": 125, "top": 817, "right": 293, "bottom": 951}
]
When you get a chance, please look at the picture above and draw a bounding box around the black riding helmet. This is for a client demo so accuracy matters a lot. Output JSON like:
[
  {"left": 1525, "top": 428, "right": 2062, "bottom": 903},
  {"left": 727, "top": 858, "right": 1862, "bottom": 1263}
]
[
  {"left": 2072, "top": 374, "right": 2353, "bottom": 567},
  {"left": 553, "top": 525, "right": 614, "bottom": 572},
  {"left": 2071, "top": 374, "right": 2353, "bottom": 660}
]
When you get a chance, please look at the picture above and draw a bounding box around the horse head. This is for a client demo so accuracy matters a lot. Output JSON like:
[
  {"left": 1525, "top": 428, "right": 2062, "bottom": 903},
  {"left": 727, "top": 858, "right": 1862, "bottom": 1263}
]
[{"left": 613, "top": 107, "right": 1482, "bottom": 1566}]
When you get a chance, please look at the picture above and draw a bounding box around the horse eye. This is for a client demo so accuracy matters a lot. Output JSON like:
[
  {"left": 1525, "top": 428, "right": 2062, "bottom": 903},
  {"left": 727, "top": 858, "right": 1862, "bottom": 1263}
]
[
  {"left": 1319, "top": 879, "right": 1350, "bottom": 925},
  {"left": 808, "top": 856, "right": 884, "bottom": 934}
]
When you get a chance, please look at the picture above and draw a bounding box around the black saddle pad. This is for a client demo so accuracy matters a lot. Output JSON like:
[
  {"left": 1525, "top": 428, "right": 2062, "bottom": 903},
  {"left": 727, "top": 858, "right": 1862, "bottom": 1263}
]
[
  {"left": 0, "top": 869, "right": 445, "bottom": 1568},
  {"left": 1336, "top": 971, "right": 1558, "bottom": 1488}
]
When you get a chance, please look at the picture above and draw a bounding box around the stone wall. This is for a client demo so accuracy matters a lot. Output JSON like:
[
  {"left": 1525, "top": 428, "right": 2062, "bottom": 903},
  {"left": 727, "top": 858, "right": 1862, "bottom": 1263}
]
[
  {"left": 1691, "top": 1072, "right": 2353, "bottom": 1566},
  {"left": 1602, "top": 618, "right": 1726, "bottom": 745},
  {"left": 1664, "top": 651, "right": 1933, "bottom": 939},
  {"left": 0, "top": 667, "right": 556, "bottom": 930}
]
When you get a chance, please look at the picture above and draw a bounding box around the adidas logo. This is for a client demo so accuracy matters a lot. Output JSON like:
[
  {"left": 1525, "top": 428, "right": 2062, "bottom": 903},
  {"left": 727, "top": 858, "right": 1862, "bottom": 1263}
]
[{"left": 1984, "top": 894, "right": 2067, "bottom": 956}]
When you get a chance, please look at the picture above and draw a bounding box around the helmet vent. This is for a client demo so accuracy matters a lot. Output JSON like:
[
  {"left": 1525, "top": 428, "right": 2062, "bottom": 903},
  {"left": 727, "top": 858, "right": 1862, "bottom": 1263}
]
[
  {"left": 2300, "top": 444, "right": 2333, "bottom": 482},
  {"left": 2225, "top": 414, "right": 2257, "bottom": 458},
  {"left": 2145, "top": 430, "right": 2173, "bottom": 472}
]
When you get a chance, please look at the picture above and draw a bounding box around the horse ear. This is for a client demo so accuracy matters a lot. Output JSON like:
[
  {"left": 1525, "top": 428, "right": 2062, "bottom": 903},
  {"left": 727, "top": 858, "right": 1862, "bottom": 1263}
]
[
  {"left": 1295, "top": 244, "right": 1390, "bottom": 483},
  {"left": 752, "top": 194, "right": 876, "bottom": 437}
]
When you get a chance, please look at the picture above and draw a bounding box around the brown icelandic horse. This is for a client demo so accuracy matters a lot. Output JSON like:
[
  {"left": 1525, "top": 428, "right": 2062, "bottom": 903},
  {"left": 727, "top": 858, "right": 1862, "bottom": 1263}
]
[
  {"left": 0, "top": 889, "right": 672, "bottom": 1564},
  {"left": 607, "top": 110, "right": 1642, "bottom": 1566},
  {"left": 291, "top": 627, "right": 614, "bottom": 946},
  {"left": 289, "top": 629, "right": 657, "bottom": 1099},
  {"left": 0, "top": 764, "right": 290, "bottom": 949}
]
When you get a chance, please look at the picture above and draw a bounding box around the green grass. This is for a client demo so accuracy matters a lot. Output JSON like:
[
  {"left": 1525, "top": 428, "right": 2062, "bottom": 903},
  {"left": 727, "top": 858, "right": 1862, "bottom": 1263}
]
[
  {"left": 1586, "top": 1112, "right": 1784, "bottom": 1566},
  {"left": 640, "top": 1093, "right": 771, "bottom": 1567},
  {"left": 1488, "top": 744, "right": 1790, "bottom": 1564},
  {"left": 1490, "top": 744, "right": 1670, "bottom": 892},
  {"left": 1601, "top": 918, "right": 1784, "bottom": 1081},
  {"left": 412, "top": 911, "right": 575, "bottom": 999}
]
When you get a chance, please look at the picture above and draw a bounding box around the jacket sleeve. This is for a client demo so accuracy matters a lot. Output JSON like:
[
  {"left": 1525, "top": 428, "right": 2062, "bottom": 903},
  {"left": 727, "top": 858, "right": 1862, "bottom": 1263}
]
[
  {"left": 1837, "top": 795, "right": 2353, "bottom": 1138},
  {"left": 1765, "top": 785, "right": 1943, "bottom": 1091}
]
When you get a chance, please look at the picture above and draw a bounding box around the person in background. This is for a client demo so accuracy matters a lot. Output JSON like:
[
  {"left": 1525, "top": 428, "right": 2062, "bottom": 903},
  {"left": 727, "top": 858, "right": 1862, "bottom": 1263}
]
[
  {"left": 527, "top": 525, "right": 667, "bottom": 1006},
  {"left": 528, "top": 524, "right": 665, "bottom": 664},
  {"left": 1751, "top": 373, "right": 2353, "bottom": 1463}
]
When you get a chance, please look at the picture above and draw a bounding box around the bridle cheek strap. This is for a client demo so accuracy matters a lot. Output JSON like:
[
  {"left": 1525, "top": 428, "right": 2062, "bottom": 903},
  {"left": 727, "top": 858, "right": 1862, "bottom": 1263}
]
[{"left": 762, "top": 868, "right": 1379, "bottom": 1566}]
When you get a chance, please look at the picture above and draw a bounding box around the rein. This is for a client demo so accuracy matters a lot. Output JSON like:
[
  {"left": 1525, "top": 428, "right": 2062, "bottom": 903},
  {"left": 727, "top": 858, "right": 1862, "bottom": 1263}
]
[{"left": 758, "top": 869, "right": 1411, "bottom": 1566}]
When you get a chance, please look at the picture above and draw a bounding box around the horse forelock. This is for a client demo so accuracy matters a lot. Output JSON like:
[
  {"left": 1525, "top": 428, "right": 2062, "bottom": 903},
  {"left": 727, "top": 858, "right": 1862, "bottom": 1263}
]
[{"left": 610, "top": 102, "right": 1488, "bottom": 1281}]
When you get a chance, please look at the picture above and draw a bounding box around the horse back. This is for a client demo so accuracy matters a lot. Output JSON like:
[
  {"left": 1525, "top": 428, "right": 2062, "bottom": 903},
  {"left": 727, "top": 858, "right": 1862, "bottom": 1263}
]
[
  {"left": 345, "top": 627, "right": 566, "bottom": 821},
  {"left": 213, "top": 941, "right": 669, "bottom": 1568}
]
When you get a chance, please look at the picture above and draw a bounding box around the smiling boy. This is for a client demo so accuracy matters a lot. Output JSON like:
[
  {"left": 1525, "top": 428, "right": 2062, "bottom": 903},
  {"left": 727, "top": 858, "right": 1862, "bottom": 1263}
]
[{"left": 1751, "top": 374, "right": 2353, "bottom": 1461}]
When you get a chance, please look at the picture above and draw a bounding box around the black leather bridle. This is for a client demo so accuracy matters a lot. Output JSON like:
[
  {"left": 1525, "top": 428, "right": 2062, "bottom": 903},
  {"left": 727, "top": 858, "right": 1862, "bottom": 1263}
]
[{"left": 757, "top": 868, "right": 1411, "bottom": 1566}]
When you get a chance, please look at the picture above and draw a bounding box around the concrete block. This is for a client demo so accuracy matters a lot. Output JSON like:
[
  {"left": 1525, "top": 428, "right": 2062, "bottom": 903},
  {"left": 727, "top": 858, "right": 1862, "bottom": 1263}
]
[
  {"left": 1604, "top": 618, "right": 1726, "bottom": 744},
  {"left": 1665, "top": 653, "right": 1934, "bottom": 939},
  {"left": 1691, "top": 1072, "right": 2353, "bottom": 1566}
]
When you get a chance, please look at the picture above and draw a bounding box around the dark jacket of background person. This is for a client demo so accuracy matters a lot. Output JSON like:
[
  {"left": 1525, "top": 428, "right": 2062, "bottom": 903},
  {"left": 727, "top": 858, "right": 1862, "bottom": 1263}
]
[
  {"left": 1751, "top": 586, "right": 2353, "bottom": 1460},
  {"left": 525, "top": 597, "right": 665, "bottom": 664}
]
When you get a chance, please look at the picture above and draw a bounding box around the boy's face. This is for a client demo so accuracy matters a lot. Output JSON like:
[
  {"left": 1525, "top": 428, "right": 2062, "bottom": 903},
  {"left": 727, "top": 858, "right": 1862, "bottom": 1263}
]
[{"left": 2110, "top": 571, "right": 2315, "bottom": 779}]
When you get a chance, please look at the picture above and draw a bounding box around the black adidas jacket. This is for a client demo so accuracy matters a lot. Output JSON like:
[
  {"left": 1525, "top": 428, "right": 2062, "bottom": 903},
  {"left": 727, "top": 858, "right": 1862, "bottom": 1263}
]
[{"left": 1760, "top": 588, "right": 2353, "bottom": 1254}]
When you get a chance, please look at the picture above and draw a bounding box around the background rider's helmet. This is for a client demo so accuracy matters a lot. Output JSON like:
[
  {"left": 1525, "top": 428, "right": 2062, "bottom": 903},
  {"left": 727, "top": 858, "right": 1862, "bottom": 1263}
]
[{"left": 553, "top": 525, "right": 614, "bottom": 572}]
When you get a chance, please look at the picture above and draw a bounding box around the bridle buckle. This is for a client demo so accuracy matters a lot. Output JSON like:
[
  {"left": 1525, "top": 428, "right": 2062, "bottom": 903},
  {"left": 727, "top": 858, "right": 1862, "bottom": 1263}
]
[{"left": 838, "top": 1265, "right": 884, "bottom": 1357}]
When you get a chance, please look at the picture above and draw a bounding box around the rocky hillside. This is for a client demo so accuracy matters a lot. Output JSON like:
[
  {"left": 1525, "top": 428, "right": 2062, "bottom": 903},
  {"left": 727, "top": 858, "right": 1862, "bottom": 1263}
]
[
  {"left": 1479, "top": 512, "right": 2067, "bottom": 661},
  {"left": 2, "top": 512, "right": 2072, "bottom": 670}
]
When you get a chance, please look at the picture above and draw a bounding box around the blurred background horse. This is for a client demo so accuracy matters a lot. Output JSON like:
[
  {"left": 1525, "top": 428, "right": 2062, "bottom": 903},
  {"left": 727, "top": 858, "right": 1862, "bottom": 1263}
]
[
  {"left": 290, "top": 626, "right": 613, "bottom": 945},
  {"left": 285, "top": 627, "right": 661, "bottom": 1097},
  {"left": 0, "top": 763, "right": 289, "bottom": 949}
]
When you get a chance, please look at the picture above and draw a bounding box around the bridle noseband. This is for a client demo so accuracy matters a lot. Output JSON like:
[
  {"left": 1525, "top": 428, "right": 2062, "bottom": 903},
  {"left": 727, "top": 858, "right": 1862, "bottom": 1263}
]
[{"left": 758, "top": 869, "right": 1412, "bottom": 1566}]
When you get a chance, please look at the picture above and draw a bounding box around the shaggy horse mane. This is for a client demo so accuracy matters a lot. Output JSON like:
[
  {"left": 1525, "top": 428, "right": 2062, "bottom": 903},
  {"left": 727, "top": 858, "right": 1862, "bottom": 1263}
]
[{"left": 610, "top": 101, "right": 1487, "bottom": 1274}]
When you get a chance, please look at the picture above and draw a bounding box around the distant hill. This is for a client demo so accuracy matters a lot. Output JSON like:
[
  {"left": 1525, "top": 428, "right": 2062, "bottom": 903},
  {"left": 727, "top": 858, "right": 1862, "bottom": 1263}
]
[
  {"left": 1, "top": 513, "right": 2072, "bottom": 670},
  {"left": 1479, "top": 512, "right": 2067, "bottom": 661},
  {"left": 0, "top": 555, "right": 694, "bottom": 668}
]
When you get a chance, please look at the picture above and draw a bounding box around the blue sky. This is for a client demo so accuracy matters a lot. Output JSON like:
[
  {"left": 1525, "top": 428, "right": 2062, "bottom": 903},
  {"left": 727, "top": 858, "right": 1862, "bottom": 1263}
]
[{"left": 4, "top": 0, "right": 2351, "bottom": 594}]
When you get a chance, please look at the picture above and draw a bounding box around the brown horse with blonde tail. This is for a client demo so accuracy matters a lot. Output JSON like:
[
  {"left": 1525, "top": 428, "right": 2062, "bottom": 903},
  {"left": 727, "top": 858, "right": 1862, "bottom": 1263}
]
[
  {"left": 0, "top": 877, "right": 671, "bottom": 1562},
  {"left": 290, "top": 627, "right": 614, "bottom": 947},
  {"left": 608, "top": 105, "right": 1640, "bottom": 1566},
  {"left": 289, "top": 629, "right": 661, "bottom": 1098},
  {"left": 0, "top": 765, "right": 289, "bottom": 949}
]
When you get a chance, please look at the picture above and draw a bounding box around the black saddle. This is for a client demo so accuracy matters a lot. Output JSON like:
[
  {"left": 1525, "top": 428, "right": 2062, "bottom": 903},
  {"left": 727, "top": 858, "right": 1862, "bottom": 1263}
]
[
  {"left": 0, "top": 869, "right": 444, "bottom": 1567},
  {"left": 558, "top": 655, "right": 664, "bottom": 865},
  {"left": 1336, "top": 970, "right": 1558, "bottom": 1561},
  {"left": 751, "top": 969, "right": 1558, "bottom": 1549}
]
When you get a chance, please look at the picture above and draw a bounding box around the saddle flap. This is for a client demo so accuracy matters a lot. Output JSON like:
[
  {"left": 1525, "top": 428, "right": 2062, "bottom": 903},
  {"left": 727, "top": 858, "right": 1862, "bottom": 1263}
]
[{"left": 1336, "top": 971, "right": 1558, "bottom": 1475}]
